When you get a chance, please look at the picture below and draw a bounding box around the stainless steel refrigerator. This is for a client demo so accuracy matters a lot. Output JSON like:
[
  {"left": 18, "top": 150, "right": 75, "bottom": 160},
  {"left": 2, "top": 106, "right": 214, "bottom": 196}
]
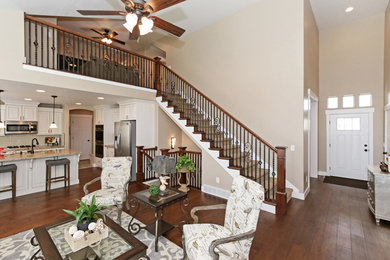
[{"left": 114, "top": 120, "right": 136, "bottom": 181}]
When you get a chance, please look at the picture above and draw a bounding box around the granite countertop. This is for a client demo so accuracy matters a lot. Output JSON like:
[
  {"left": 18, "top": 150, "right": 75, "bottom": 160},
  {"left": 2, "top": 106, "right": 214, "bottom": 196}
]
[{"left": 0, "top": 149, "right": 80, "bottom": 162}]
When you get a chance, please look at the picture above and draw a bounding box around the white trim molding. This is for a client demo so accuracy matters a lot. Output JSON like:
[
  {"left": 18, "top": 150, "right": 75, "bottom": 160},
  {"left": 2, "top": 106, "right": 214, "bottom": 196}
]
[
  {"left": 286, "top": 180, "right": 310, "bottom": 200},
  {"left": 201, "top": 184, "right": 276, "bottom": 214},
  {"left": 23, "top": 64, "right": 157, "bottom": 94}
]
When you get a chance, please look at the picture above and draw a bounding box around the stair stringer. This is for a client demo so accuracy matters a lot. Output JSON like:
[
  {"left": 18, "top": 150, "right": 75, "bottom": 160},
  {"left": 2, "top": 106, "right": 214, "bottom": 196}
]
[{"left": 157, "top": 96, "right": 276, "bottom": 214}]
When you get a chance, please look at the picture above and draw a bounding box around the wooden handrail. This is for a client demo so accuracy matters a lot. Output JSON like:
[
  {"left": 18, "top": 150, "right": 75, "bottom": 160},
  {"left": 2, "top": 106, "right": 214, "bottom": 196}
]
[
  {"left": 143, "top": 152, "right": 154, "bottom": 161},
  {"left": 142, "top": 146, "right": 158, "bottom": 151},
  {"left": 24, "top": 14, "right": 154, "bottom": 62},
  {"left": 160, "top": 63, "right": 277, "bottom": 152}
]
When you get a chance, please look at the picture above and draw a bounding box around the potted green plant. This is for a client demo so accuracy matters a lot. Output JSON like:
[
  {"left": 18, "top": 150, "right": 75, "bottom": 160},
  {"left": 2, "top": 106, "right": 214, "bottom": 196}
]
[
  {"left": 63, "top": 195, "right": 108, "bottom": 231},
  {"left": 148, "top": 185, "right": 160, "bottom": 197},
  {"left": 176, "top": 155, "right": 195, "bottom": 173}
]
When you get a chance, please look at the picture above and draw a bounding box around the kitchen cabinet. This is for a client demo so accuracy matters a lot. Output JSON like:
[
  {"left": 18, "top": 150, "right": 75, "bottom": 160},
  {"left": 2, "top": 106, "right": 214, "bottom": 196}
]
[
  {"left": 112, "top": 108, "right": 120, "bottom": 123},
  {"left": 5, "top": 104, "right": 37, "bottom": 121},
  {"left": 95, "top": 107, "right": 104, "bottom": 125},
  {"left": 38, "top": 108, "right": 63, "bottom": 135},
  {"left": 119, "top": 102, "right": 136, "bottom": 121}
]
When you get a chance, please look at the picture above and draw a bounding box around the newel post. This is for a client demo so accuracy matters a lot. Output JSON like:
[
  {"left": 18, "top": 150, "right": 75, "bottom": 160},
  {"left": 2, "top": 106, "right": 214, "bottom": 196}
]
[
  {"left": 178, "top": 147, "right": 187, "bottom": 156},
  {"left": 275, "top": 146, "right": 287, "bottom": 216},
  {"left": 154, "top": 57, "right": 161, "bottom": 95},
  {"left": 136, "top": 146, "right": 144, "bottom": 183},
  {"left": 160, "top": 148, "right": 170, "bottom": 156}
]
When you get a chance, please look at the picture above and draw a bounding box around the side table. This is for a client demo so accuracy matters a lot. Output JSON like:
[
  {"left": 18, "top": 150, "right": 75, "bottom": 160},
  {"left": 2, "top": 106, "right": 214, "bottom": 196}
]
[{"left": 127, "top": 188, "right": 189, "bottom": 252}]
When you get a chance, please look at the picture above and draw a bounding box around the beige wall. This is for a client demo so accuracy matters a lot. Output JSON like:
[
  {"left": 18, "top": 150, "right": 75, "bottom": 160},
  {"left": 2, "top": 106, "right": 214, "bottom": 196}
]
[
  {"left": 303, "top": 0, "right": 319, "bottom": 189},
  {"left": 385, "top": 4, "right": 390, "bottom": 106},
  {"left": 158, "top": 107, "right": 182, "bottom": 150},
  {"left": 319, "top": 14, "right": 385, "bottom": 172},
  {"left": 156, "top": 0, "right": 306, "bottom": 192}
]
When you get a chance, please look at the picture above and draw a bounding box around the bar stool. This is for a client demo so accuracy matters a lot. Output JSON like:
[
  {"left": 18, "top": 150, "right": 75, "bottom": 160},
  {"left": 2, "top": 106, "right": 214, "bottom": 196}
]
[
  {"left": 46, "top": 158, "right": 70, "bottom": 191},
  {"left": 0, "top": 164, "right": 17, "bottom": 201}
]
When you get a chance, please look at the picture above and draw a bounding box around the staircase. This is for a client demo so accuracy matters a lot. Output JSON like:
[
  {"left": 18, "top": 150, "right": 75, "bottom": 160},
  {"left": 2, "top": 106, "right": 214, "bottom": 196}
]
[
  {"left": 23, "top": 14, "right": 292, "bottom": 215},
  {"left": 155, "top": 64, "right": 292, "bottom": 215}
]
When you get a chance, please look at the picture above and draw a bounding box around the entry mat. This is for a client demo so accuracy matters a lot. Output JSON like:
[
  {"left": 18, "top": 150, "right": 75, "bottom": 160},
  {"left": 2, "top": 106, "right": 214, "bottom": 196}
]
[{"left": 323, "top": 176, "right": 367, "bottom": 189}]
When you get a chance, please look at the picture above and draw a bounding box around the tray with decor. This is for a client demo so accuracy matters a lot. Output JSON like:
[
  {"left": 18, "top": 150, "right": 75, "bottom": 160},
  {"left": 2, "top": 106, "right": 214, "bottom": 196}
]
[{"left": 64, "top": 219, "right": 108, "bottom": 252}]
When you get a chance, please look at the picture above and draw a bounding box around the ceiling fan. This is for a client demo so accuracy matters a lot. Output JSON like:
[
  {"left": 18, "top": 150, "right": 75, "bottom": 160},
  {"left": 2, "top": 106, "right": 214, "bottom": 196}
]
[
  {"left": 77, "top": 0, "right": 186, "bottom": 40},
  {"left": 91, "top": 28, "right": 125, "bottom": 45}
]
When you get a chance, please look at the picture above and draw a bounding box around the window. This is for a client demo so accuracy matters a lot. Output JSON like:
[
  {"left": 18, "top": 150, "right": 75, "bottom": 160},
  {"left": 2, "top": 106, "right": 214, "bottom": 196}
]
[
  {"left": 337, "top": 118, "right": 360, "bottom": 131},
  {"left": 359, "top": 94, "right": 372, "bottom": 107},
  {"left": 327, "top": 97, "right": 338, "bottom": 109},
  {"left": 342, "top": 95, "right": 354, "bottom": 108}
]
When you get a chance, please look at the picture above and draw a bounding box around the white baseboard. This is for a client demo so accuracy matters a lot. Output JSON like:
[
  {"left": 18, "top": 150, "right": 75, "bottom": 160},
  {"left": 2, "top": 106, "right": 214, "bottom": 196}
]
[
  {"left": 292, "top": 186, "right": 310, "bottom": 200},
  {"left": 286, "top": 180, "right": 310, "bottom": 200},
  {"left": 201, "top": 184, "right": 276, "bottom": 214},
  {"left": 201, "top": 184, "right": 230, "bottom": 200},
  {"left": 318, "top": 171, "right": 329, "bottom": 176}
]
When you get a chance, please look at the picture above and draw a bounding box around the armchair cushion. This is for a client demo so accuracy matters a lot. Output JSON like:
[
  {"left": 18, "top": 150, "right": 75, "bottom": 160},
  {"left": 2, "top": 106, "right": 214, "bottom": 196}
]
[
  {"left": 82, "top": 188, "right": 124, "bottom": 206},
  {"left": 101, "top": 157, "right": 132, "bottom": 190},
  {"left": 183, "top": 224, "right": 241, "bottom": 260}
]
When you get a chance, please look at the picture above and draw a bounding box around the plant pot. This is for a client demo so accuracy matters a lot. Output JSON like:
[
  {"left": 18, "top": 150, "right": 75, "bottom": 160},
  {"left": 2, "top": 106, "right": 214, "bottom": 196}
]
[{"left": 77, "top": 221, "right": 91, "bottom": 232}]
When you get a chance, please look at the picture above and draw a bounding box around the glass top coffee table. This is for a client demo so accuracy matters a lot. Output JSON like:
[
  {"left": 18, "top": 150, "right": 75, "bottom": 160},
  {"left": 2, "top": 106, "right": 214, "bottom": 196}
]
[{"left": 30, "top": 216, "right": 147, "bottom": 260}]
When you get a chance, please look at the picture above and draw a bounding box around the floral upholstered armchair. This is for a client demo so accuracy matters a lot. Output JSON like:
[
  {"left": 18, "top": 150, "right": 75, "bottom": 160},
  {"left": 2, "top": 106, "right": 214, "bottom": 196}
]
[
  {"left": 182, "top": 175, "right": 264, "bottom": 260},
  {"left": 82, "top": 157, "right": 132, "bottom": 226}
]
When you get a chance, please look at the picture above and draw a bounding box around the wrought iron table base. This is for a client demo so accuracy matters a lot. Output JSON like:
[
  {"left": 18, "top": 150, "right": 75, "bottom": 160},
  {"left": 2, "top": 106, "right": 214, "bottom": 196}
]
[{"left": 127, "top": 198, "right": 189, "bottom": 252}]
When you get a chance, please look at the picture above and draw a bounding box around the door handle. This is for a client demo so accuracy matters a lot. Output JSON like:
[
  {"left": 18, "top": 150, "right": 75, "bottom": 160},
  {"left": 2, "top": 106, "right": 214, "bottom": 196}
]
[
  {"left": 364, "top": 149, "right": 368, "bottom": 152},
  {"left": 364, "top": 144, "right": 368, "bottom": 147}
]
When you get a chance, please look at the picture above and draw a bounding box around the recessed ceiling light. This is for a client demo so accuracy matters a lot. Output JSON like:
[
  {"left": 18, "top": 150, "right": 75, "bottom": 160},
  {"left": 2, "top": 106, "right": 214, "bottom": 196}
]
[
  {"left": 36, "top": 89, "right": 46, "bottom": 93},
  {"left": 345, "top": 6, "right": 354, "bottom": 13},
  {"left": 97, "top": 97, "right": 104, "bottom": 100},
  {"left": 24, "top": 98, "right": 32, "bottom": 101},
  {"left": 75, "top": 102, "right": 82, "bottom": 105}
]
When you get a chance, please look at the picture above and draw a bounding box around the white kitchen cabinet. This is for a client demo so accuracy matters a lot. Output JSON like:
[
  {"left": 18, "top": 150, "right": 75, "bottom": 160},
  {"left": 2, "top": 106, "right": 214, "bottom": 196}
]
[
  {"left": 5, "top": 104, "right": 37, "bottom": 121},
  {"left": 119, "top": 102, "right": 136, "bottom": 121},
  {"left": 22, "top": 105, "right": 38, "bottom": 121},
  {"left": 112, "top": 108, "right": 120, "bottom": 123},
  {"left": 95, "top": 107, "right": 104, "bottom": 125},
  {"left": 38, "top": 108, "right": 63, "bottom": 135}
]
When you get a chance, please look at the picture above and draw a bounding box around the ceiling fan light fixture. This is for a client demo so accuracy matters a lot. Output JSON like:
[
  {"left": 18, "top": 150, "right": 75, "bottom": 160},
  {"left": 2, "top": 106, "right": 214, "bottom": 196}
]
[
  {"left": 124, "top": 13, "right": 138, "bottom": 32},
  {"left": 139, "top": 17, "right": 154, "bottom": 36},
  {"left": 106, "top": 38, "right": 113, "bottom": 44}
]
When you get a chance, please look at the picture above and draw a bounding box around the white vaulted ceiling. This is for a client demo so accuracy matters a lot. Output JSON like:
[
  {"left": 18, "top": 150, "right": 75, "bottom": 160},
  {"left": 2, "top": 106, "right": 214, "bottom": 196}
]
[
  {"left": 2, "top": 0, "right": 264, "bottom": 35},
  {"left": 310, "top": 0, "right": 389, "bottom": 30}
]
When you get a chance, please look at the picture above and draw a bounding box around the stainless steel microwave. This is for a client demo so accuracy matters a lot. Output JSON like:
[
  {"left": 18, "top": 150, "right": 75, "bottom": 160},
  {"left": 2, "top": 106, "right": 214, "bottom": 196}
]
[{"left": 5, "top": 121, "right": 38, "bottom": 134}]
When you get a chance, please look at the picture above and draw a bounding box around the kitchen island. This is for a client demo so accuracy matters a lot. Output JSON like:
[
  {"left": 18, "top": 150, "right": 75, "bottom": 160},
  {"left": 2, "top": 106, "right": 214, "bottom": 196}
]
[{"left": 0, "top": 149, "right": 80, "bottom": 200}]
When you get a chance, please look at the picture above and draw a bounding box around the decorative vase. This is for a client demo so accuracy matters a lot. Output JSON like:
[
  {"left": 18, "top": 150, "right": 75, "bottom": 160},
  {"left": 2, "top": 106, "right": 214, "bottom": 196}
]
[{"left": 77, "top": 221, "right": 91, "bottom": 232}]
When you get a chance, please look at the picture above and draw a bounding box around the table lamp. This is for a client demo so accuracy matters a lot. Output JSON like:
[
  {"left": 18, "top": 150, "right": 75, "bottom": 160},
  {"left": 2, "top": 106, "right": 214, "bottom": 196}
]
[{"left": 152, "top": 155, "right": 176, "bottom": 195}]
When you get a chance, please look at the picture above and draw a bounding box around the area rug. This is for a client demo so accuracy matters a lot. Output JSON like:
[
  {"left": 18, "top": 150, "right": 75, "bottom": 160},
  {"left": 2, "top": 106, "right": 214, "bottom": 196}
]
[
  {"left": 0, "top": 209, "right": 183, "bottom": 260},
  {"left": 323, "top": 176, "right": 367, "bottom": 189}
]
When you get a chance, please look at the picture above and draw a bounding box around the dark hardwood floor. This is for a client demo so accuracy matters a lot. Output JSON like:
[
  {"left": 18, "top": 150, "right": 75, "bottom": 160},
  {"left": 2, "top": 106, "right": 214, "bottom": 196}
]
[{"left": 1, "top": 168, "right": 390, "bottom": 259}]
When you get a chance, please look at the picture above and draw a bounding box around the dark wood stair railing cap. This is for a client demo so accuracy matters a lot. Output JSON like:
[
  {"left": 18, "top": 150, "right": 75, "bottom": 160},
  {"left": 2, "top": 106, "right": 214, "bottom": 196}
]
[{"left": 24, "top": 14, "right": 155, "bottom": 63}]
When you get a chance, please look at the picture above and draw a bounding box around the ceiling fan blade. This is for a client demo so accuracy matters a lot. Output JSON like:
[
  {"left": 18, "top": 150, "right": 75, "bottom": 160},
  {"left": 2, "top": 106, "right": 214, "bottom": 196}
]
[
  {"left": 151, "top": 16, "right": 185, "bottom": 37},
  {"left": 108, "top": 31, "right": 119, "bottom": 38},
  {"left": 92, "top": 37, "right": 102, "bottom": 39},
  {"left": 111, "top": 38, "right": 126, "bottom": 45},
  {"left": 90, "top": 28, "right": 104, "bottom": 36},
  {"left": 145, "top": 0, "right": 185, "bottom": 13},
  {"left": 77, "top": 10, "right": 126, "bottom": 16}
]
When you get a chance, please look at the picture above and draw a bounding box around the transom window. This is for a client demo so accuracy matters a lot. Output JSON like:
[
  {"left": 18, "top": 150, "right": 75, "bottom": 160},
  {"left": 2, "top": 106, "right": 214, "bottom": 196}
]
[
  {"left": 359, "top": 94, "right": 372, "bottom": 107},
  {"left": 337, "top": 118, "right": 360, "bottom": 131},
  {"left": 342, "top": 95, "right": 354, "bottom": 108},
  {"left": 327, "top": 97, "right": 338, "bottom": 109}
]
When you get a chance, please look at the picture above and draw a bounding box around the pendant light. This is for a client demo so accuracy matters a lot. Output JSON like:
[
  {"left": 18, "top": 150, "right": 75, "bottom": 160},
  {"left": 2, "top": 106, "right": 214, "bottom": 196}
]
[
  {"left": 49, "top": 95, "right": 58, "bottom": 129},
  {"left": 0, "top": 90, "right": 4, "bottom": 129}
]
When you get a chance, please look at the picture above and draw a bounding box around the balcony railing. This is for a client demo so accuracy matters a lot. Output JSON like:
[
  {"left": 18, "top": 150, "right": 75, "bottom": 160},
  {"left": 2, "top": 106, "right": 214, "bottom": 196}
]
[{"left": 25, "top": 15, "right": 155, "bottom": 89}]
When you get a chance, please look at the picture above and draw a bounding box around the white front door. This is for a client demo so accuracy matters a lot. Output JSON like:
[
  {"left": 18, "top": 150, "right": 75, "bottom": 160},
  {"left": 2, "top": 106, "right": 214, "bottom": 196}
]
[
  {"left": 328, "top": 113, "right": 369, "bottom": 180},
  {"left": 70, "top": 114, "right": 92, "bottom": 160}
]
